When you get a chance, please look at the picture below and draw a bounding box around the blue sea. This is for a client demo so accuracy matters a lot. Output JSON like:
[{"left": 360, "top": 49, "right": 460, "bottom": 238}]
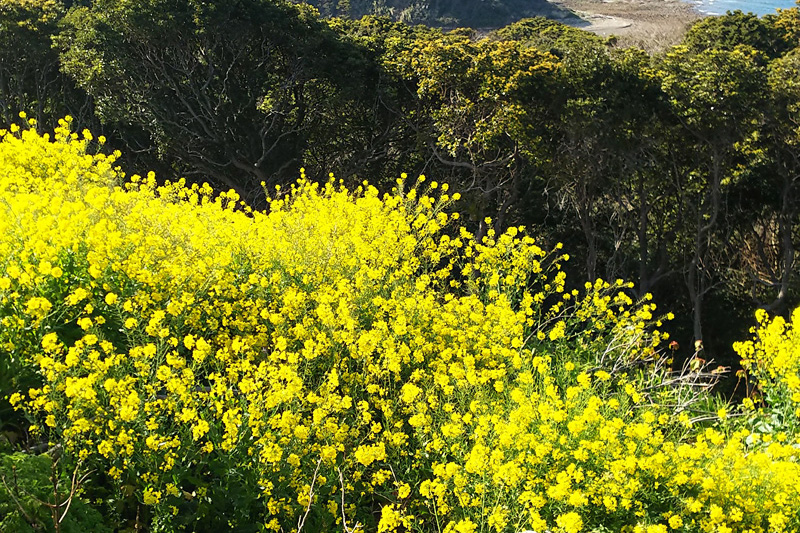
[{"left": 691, "top": 0, "right": 797, "bottom": 16}]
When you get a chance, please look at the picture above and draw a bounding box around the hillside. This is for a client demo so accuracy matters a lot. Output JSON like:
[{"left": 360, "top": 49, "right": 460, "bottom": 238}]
[{"left": 291, "top": 0, "right": 577, "bottom": 27}]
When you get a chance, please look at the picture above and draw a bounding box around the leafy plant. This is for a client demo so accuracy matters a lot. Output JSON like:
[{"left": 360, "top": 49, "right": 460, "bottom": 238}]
[
  {"left": 734, "top": 307, "right": 800, "bottom": 437},
  {"left": 0, "top": 451, "right": 108, "bottom": 533},
  {"left": 1, "top": 118, "right": 798, "bottom": 532}
]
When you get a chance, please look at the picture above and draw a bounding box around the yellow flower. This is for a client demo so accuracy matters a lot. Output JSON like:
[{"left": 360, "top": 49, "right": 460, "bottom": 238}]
[
  {"left": 192, "top": 420, "right": 210, "bottom": 441},
  {"left": 5, "top": 122, "right": 800, "bottom": 533},
  {"left": 354, "top": 442, "right": 386, "bottom": 467},
  {"left": 66, "top": 288, "right": 90, "bottom": 306},
  {"left": 143, "top": 488, "right": 162, "bottom": 505},
  {"left": 377, "top": 503, "right": 404, "bottom": 533},
  {"left": 556, "top": 511, "right": 583, "bottom": 533},
  {"left": 668, "top": 515, "right": 683, "bottom": 529},
  {"left": 400, "top": 382, "right": 422, "bottom": 404},
  {"left": 25, "top": 297, "right": 52, "bottom": 319},
  {"left": 452, "top": 519, "right": 478, "bottom": 533}
]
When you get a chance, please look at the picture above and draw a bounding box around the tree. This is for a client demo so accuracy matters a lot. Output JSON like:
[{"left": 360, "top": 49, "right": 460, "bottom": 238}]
[
  {"left": 313, "top": 16, "right": 434, "bottom": 189},
  {"left": 682, "top": 10, "right": 790, "bottom": 58},
  {"left": 291, "top": 0, "right": 575, "bottom": 28},
  {"left": 660, "top": 44, "right": 769, "bottom": 342},
  {"left": 56, "top": 0, "right": 375, "bottom": 205},
  {"left": 492, "top": 16, "right": 604, "bottom": 57},
  {"left": 0, "top": 0, "right": 93, "bottom": 129},
  {"left": 726, "top": 48, "right": 800, "bottom": 312},
  {"left": 384, "top": 32, "right": 559, "bottom": 239}
]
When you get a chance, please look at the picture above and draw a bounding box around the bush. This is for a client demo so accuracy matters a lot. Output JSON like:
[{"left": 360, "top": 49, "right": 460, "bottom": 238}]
[
  {"left": 0, "top": 451, "right": 112, "bottom": 533},
  {"left": 1, "top": 117, "right": 799, "bottom": 532},
  {"left": 734, "top": 307, "right": 800, "bottom": 437}
]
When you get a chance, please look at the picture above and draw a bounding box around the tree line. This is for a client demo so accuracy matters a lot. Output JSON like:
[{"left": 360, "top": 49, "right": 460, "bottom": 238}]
[
  {"left": 289, "top": 0, "right": 574, "bottom": 27},
  {"left": 2, "top": 0, "right": 799, "bottom": 381}
]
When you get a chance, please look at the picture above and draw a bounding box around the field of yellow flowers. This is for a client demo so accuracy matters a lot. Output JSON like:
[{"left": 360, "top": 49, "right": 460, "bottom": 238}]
[{"left": 1, "top": 116, "right": 799, "bottom": 532}]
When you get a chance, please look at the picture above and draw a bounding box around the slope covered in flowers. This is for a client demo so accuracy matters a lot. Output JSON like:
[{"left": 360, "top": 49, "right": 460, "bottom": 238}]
[{"left": 1, "top": 118, "right": 799, "bottom": 532}]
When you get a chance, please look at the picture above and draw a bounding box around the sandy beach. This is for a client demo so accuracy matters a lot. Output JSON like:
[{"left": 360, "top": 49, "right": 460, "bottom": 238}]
[{"left": 552, "top": 0, "right": 703, "bottom": 50}]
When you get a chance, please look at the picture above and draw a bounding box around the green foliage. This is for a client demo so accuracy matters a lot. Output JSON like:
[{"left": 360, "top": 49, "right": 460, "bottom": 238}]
[
  {"left": 492, "top": 16, "right": 603, "bottom": 56},
  {"left": 380, "top": 30, "right": 565, "bottom": 237},
  {"left": 0, "top": 0, "right": 93, "bottom": 130},
  {"left": 293, "top": 0, "right": 575, "bottom": 28},
  {"left": 660, "top": 45, "right": 767, "bottom": 134},
  {"left": 56, "top": 0, "right": 379, "bottom": 205},
  {"left": 769, "top": 47, "right": 800, "bottom": 144},
  {"left": 387, "top": 33, "right": 557, "bottom": 157},
  {"left": 682, "top": 10, "right": 791, "bottom": 57},
  {"left": 772, "top": 6, "right": 800, "bottom": 46},
  {"left": 734, "top": 308, "right": 800, "bottom": 437},
  {"left": 0, "top": 452, "right": 111, "bottom": 533}
]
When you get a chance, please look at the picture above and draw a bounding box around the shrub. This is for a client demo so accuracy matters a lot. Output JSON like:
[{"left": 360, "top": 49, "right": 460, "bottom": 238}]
[
  {"left": 0, "top": 451, "right": 112, "bottom": 533},
  {"left": 734, "top": 307, "right": 800, "bottom": 437},
  {"left": 1, "top": 117, "right": 799, "bottom": 532}
]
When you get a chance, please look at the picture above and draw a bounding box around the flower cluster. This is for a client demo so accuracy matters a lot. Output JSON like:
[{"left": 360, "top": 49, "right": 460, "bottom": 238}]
[
  {"left": 735, "top": 307, "right": 800, "bottom": 437},
  {"left": 2, "top": 118, "right": 799, "bottom": 532}
]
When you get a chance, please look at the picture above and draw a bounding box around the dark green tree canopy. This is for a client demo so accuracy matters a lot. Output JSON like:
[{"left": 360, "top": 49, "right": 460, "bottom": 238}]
[
  {"left": 57, "top": 0, "right": 378, "bottom": 204},
  {"left": 682, "top": 10, "right": 792, "bottom": 57},
  {"left": 290, "top": 0, "right": 575, "bottom": 28}
]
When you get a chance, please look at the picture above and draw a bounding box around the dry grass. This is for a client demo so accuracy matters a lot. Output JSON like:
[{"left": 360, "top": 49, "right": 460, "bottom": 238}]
[{"left": 552, "top": 0, "right": 702, "bottom": 52}]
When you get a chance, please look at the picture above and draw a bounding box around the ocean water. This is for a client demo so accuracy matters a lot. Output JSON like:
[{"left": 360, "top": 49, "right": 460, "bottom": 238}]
[{"left": 691, "top": 0, "right": 797, "bottom": 16}]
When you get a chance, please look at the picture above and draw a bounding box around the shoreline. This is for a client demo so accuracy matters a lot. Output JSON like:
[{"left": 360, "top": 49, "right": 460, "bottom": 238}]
[{"left": 550, "top": 0, "right": 704, "bottom": 50}]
